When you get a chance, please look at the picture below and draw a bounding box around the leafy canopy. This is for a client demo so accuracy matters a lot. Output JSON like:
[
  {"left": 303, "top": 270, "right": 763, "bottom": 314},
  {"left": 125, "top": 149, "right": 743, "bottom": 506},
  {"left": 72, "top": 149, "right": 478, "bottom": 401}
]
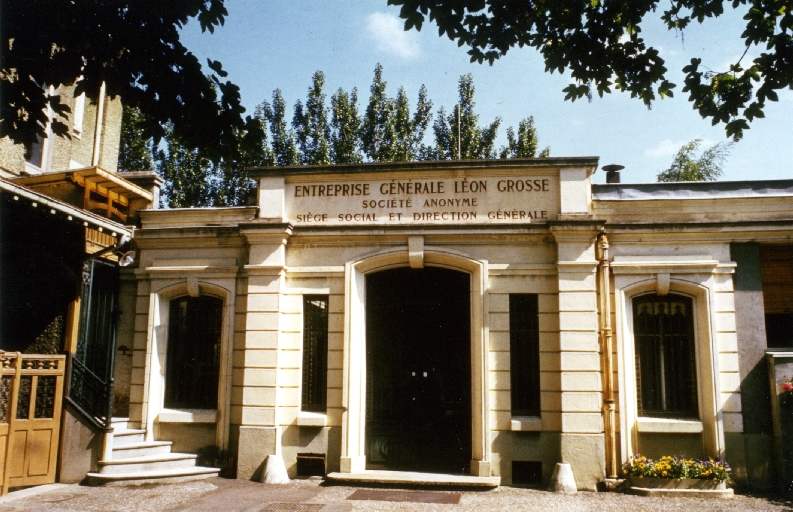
[
  {"left": 657, "top": 138, "right": 733, "bottom": 182},
  {"left": 388, "top": 0, "right": 793, "bottom": 140},
  {"left": 2, "top": 0, "right": 254, "bottom": 162},
  {"left": 119, "top": 65, "right": 550, "bottom": 207},
  {"left": 429, "top": 74, "right": 501, "bottom": 160}
]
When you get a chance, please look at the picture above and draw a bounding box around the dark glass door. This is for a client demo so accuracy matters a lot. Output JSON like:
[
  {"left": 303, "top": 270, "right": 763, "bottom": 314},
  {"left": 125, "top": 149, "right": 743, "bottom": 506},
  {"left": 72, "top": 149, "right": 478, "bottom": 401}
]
[{"left": 365, "top": 267, "right": 471, "bottom": 474}]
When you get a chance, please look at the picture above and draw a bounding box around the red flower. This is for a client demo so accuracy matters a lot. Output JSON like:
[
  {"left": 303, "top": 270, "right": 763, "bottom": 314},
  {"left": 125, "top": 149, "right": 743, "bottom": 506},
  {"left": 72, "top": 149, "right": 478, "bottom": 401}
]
[{"left": 783, "top": 381, "right": 793, "bottom": 393}]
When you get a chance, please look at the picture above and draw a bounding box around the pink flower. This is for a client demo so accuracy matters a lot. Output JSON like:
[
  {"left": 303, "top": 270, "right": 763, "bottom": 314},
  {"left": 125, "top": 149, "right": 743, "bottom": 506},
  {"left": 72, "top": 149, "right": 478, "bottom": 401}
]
[{"left": 783, "top": 381, "right": 793, "bottom": 393}]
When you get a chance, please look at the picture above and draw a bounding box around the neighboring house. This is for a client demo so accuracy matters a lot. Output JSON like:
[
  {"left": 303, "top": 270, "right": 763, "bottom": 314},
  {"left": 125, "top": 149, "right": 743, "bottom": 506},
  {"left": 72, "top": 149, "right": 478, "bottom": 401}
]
[
  {"left": 111, "top": 158, "right": 793, "bottom": 492},
  {"left": 0, "top": 82, "right": 123, "bottom": 179},
  {"left": 0, "top": 84, "right": 165, "bottom": 494}
]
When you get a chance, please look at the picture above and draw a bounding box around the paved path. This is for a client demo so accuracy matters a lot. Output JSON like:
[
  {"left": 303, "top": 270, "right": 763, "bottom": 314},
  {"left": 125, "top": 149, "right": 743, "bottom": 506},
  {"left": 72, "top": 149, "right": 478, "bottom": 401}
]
[{"left": 0, "top": 478, "right": 790, "bottom": 511}]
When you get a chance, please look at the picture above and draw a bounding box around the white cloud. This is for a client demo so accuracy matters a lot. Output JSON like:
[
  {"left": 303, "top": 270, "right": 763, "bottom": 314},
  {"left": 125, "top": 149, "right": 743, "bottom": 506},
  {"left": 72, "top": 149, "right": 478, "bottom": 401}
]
[
  {"left": 366, "top": 12, "right": 420, "bottom": 59},
  {"left": 645, "top": 137, "right": 715, "bottom": 158},
  {"left": 645, "top": 139, "right": 685, "bottom": 158}
]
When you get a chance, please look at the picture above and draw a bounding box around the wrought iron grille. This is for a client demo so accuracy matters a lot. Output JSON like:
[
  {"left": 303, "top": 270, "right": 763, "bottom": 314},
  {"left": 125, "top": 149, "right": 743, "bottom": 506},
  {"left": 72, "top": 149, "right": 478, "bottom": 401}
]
[
  {"left": 69, "top": 259, "right": 119, "bottom": 427},
  {"left": 633, "top": 294, "right": 699, "bottom": 418},
  {"left": 164, "top": 296, "right": 223, "bottom": 409},
  {"left": 301, "top": 296, "right": 328, "bottom": 413},
  {"left": 509, "top": 294, "right": 541, "bottom": 417}
]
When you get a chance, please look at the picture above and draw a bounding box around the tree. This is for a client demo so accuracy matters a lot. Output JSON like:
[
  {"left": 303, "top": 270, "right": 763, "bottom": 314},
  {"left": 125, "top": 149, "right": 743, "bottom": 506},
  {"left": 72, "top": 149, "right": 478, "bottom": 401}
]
[
  {"left": 359, "top": 64, "right": 433, "bottom": 162},
  {"left": 500, "top": 117, "right": 550, "bottom": 159},
  {"left": 118, "top": 105, "right": 154, "bottom": 172},
  {"left": 388, "top": 0, "right": 793, "bottom": 140},
  {"left": 2, "top": 0, "right": 256, "bottom": 161},
  {"left": 213, "top": 105, "right": 273, "bottom": 206},
  {"left": 393, "top": 85, "right": 433, "bottom": 162},
  {"left": 657, "top": 139, "right": 733, "bottom": 182},
  {"left": 430, "top": 74, "right": 500, "bottom": 160},
  {"left": 261, "top": 90, "right": 301, "bottom": 167},
  {"left": 330, "top": 88, "right": 363, "bottom": 164},
  {"left": 156, "top": 124, "right": 216, "bottom": 208},
  {"left": 361, "top": 64, "right": 398, "bottom": 162},
  {"left": 293, "top": 72, "right": 332, "bottom": 165}
]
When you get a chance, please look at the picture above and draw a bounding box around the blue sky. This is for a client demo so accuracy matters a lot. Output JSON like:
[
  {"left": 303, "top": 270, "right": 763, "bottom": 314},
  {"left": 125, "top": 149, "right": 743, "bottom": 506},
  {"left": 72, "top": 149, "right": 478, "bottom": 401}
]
[{"left": 180, "top": 1, "right": 792, "bottom": 183}]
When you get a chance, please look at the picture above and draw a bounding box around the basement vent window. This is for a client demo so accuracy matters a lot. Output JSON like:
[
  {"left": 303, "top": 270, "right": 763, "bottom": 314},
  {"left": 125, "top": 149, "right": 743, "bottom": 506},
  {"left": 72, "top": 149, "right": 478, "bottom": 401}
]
[
  {"left": 512, "top": 461, "right": 542, "bottom": 486},
  {"left": 296, "top": 453, "right": 326, "bottom": 477}
]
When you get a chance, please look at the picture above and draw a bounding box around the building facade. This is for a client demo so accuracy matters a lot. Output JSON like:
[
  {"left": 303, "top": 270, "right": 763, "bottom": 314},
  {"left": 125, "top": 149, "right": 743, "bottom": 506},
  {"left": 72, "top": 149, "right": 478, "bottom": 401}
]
[
  {"left": 0, "top": 82, "right": 122, "bottom": 179},
  {"left": 115, "top": 158, "right": 793, "bottom": 490}
]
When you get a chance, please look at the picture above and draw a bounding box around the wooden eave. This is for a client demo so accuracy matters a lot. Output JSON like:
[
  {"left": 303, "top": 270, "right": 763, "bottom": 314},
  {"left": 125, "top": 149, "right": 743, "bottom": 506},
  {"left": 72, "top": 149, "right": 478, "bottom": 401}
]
[{"left": 14, "top": 166, "right": 153, "bottom": 205}]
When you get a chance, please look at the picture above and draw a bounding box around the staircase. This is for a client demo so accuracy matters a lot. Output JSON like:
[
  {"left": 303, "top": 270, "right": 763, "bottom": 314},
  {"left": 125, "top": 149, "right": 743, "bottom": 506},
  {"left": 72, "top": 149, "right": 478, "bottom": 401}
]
[{"left": 86, "top": 417, "right": 220, "bottom": 486}]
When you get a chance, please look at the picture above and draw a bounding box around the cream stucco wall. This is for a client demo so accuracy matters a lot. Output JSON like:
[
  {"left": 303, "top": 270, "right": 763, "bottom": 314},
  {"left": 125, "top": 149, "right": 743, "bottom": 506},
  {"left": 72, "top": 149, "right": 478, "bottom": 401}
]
[{"left": 115, "top": 161, "right": 793, "bottom": 490}]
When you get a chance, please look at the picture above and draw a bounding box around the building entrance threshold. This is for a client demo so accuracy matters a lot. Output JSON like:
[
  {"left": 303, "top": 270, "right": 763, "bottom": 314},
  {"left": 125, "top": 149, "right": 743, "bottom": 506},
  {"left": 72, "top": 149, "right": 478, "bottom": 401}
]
[{"left": 325, "top": 470, "right": 500, "bottom": 488}]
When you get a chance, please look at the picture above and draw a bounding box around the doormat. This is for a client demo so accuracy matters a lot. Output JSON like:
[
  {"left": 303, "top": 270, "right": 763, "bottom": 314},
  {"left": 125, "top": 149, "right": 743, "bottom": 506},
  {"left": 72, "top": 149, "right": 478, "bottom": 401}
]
[
  {"left": 260, "top": 504, "right": 326, "bottom": 511},
  {"left": 347, "top": 489, "right": 461, "bottom": 504}
]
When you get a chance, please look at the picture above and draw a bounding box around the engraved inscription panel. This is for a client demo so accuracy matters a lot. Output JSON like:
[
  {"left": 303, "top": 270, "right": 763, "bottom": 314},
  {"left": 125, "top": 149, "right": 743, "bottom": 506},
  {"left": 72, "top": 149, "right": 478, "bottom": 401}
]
[{"left": 285, "top": 175, "right": 559, "bottom": 226}]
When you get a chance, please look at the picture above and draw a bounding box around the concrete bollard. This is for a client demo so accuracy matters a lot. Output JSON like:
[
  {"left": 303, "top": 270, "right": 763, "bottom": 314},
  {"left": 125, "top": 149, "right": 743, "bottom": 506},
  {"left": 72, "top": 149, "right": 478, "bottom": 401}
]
[
  {"left": 261, "top": 454, "right": 290, "bottom": 484},
  {"left": 549, "top": 463, "right": 577, "bottom": 493}
]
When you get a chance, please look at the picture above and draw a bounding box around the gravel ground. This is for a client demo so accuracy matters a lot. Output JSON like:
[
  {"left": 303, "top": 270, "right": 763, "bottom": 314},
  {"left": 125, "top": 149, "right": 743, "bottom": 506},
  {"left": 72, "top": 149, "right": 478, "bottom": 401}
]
[{"left": 0, "top": 478, "right": 790, "bottom": 512}]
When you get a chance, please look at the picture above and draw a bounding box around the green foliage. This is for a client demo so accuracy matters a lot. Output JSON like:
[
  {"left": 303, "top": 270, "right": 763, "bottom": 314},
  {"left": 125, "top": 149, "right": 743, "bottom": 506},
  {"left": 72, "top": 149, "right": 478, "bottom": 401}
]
[
  {"left": 360, "top": 64, "right": 433, "bottom": 162},
  {"left": 429, "top": 74, "right": 501, "bottom": 160},
  {"left": 118, "top": 106, "right": 154, "bottom": 172},
  {"left": 2, "top": 0, "right": 256, "bottom": 161},
  {"left": 156, "top": 123, "right": 216, "bottom": 208},
  {"left": 657, "top": 138, "right": 733, "bottom": 182},
  {"left": 388, "top": 0, "right": 793, "bottom": 140},
  {"left": 361, "top": 64, "right": 398, "bottom": 162},
  {"left": 293, "top": 71, "right": 332, "bottom": 165},
  {"left": 119, "top": 65, "right": 550, "bottom": 207},
  {"left": 499, "top": 117, "right": 550, "bottom": 159},
  {"left": 261, "top": 90, "right": 301, "bottom": 167},
  {"left": 331, "top": 88, "right": 363, "bottom": 164},
  {"left": 624, "top": 455, "right": 731, "bottom": 482}
]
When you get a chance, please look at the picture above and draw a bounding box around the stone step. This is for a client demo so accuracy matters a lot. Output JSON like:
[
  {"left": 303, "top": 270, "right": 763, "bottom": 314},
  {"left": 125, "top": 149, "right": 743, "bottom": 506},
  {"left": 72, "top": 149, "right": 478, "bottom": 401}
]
[
  {"left": 86, "top": 466, "right": 219, "bottom": 487},
  {"left": 97, "top": 453, "right": 198, "bottom": 474},
  {"left": 112, "top": 440, "right": 172, "bottom": 459},
  {"left": 111, "top": 417, "right": 130, "bottom": 431},
  {"left": 112, "top": 429, "right": 146, "bottom": 446}
]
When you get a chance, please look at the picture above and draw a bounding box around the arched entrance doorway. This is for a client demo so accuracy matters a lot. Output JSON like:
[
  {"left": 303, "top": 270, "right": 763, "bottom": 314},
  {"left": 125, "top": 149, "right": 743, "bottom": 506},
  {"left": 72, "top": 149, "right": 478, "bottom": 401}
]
[{"left": 365, "top": 266, "right": 471, "bottom": 474}]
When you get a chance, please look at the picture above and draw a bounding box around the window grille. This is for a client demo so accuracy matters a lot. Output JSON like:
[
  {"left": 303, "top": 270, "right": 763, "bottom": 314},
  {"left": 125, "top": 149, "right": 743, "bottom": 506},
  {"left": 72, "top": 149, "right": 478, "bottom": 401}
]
[
  {"left": 633, "top": 294, "right": 698, "bottom": 418},
  {"left": 302, "top": 295, "right": 329, "bottom": 412},
  {"left": 509, "top": 294, "right": 540, "bottom": 417},
  {"left": 164, "top": 296, "right": 223, "bottom": 409}
]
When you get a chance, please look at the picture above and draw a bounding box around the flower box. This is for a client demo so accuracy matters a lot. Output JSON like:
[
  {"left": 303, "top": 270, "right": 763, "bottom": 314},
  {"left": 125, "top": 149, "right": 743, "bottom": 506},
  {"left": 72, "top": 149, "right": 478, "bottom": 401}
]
[{"left": 629, "top": 476, "right": 726, "bottom": 490}]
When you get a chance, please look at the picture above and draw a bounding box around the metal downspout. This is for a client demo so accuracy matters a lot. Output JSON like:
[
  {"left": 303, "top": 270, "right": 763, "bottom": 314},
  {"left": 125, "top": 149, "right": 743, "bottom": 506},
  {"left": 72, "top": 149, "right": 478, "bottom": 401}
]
[{"left": 598, "top": 234, "right": 618, "bottom": 479}]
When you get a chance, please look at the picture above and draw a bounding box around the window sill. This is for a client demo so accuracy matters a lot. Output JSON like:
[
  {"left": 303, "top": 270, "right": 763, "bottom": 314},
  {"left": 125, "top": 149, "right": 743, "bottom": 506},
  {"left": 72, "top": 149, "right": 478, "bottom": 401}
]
[
  {"left": 158, "top": 409, "right": 217, "bottom": 423},
  {"left": 511, "top": 416, "right": 542, "bottom": 432},
  {"left": 297, "top": 411, "right": 327, "bottom": 427},
  {"left": 637, "top": 417, "right": 703, "bottom": 434}
]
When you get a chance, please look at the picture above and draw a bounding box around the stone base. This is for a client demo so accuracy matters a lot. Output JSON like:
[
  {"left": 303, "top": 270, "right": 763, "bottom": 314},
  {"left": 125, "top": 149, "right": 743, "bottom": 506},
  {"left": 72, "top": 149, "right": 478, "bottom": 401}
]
[
  {"left": 339, "top": 455, "right": 366, "bottom": 473},
  {"left": 326, "top": 470, "right": 500, "bottom": 488},
  {"left": 560, "top": 433, "right": 605, "bottom": 491},
  {"left": 629, "top": 477, "right": 726, "bottom": 490},
  {"left": 629, "top": 477, "right": 733, "bottom": 498},
  {"left": 630, "top": 487, "right": 734, "bottom": 499},
  {"left": 470, "top": 460, "right": 491, "bottom": 477}
]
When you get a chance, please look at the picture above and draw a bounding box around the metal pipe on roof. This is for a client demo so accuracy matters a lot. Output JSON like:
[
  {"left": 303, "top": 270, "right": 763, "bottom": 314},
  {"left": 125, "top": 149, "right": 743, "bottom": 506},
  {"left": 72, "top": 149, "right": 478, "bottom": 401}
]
[{"left": 92, "top": 82, "right": 106, "bottom": 167}]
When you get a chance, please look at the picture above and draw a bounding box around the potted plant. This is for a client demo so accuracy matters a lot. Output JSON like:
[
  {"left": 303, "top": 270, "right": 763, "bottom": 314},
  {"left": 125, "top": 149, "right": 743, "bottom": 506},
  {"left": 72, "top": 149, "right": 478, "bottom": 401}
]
[{"left": 623, "top": 455, "right": 731, "bottom": 490}]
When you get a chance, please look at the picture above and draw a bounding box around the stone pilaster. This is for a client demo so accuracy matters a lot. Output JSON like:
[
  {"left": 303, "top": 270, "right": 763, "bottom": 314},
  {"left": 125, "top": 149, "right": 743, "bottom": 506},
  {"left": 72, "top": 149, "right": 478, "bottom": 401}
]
[
  {"left": 236, "top": 224, "right": 291, "bottom": 480},
  {"left": 550, "top": 221, "right": 605, "bottom": 490}
]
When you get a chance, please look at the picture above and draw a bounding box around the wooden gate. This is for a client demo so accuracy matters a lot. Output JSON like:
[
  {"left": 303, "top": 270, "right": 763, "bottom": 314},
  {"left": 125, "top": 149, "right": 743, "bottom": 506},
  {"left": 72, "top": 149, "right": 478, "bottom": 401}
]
[{"left": 0, "top": 352, "right": 66, "bottom": 495}]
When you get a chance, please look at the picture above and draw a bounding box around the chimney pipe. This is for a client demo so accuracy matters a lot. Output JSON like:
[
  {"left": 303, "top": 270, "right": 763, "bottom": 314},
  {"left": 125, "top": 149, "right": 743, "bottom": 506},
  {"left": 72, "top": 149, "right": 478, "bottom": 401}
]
[{"left": 602, "top": 164, "right": 624, "bottom": 184}]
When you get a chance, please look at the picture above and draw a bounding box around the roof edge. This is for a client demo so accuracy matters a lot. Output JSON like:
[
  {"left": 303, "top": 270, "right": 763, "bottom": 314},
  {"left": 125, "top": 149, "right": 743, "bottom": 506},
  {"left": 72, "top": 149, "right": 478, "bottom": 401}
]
[{"left": 248, "top": 157, "right": 600, "bottom": 177}]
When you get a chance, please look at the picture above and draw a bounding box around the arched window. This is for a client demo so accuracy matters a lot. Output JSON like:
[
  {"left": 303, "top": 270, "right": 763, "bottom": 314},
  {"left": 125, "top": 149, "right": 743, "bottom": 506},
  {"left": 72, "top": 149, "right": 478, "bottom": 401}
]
[
  {"left": 164, "top": 296, "right": 223, "bottom": 409},
  {"left": 633, "top": 294, "right": 698, "bottom": 418}
]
